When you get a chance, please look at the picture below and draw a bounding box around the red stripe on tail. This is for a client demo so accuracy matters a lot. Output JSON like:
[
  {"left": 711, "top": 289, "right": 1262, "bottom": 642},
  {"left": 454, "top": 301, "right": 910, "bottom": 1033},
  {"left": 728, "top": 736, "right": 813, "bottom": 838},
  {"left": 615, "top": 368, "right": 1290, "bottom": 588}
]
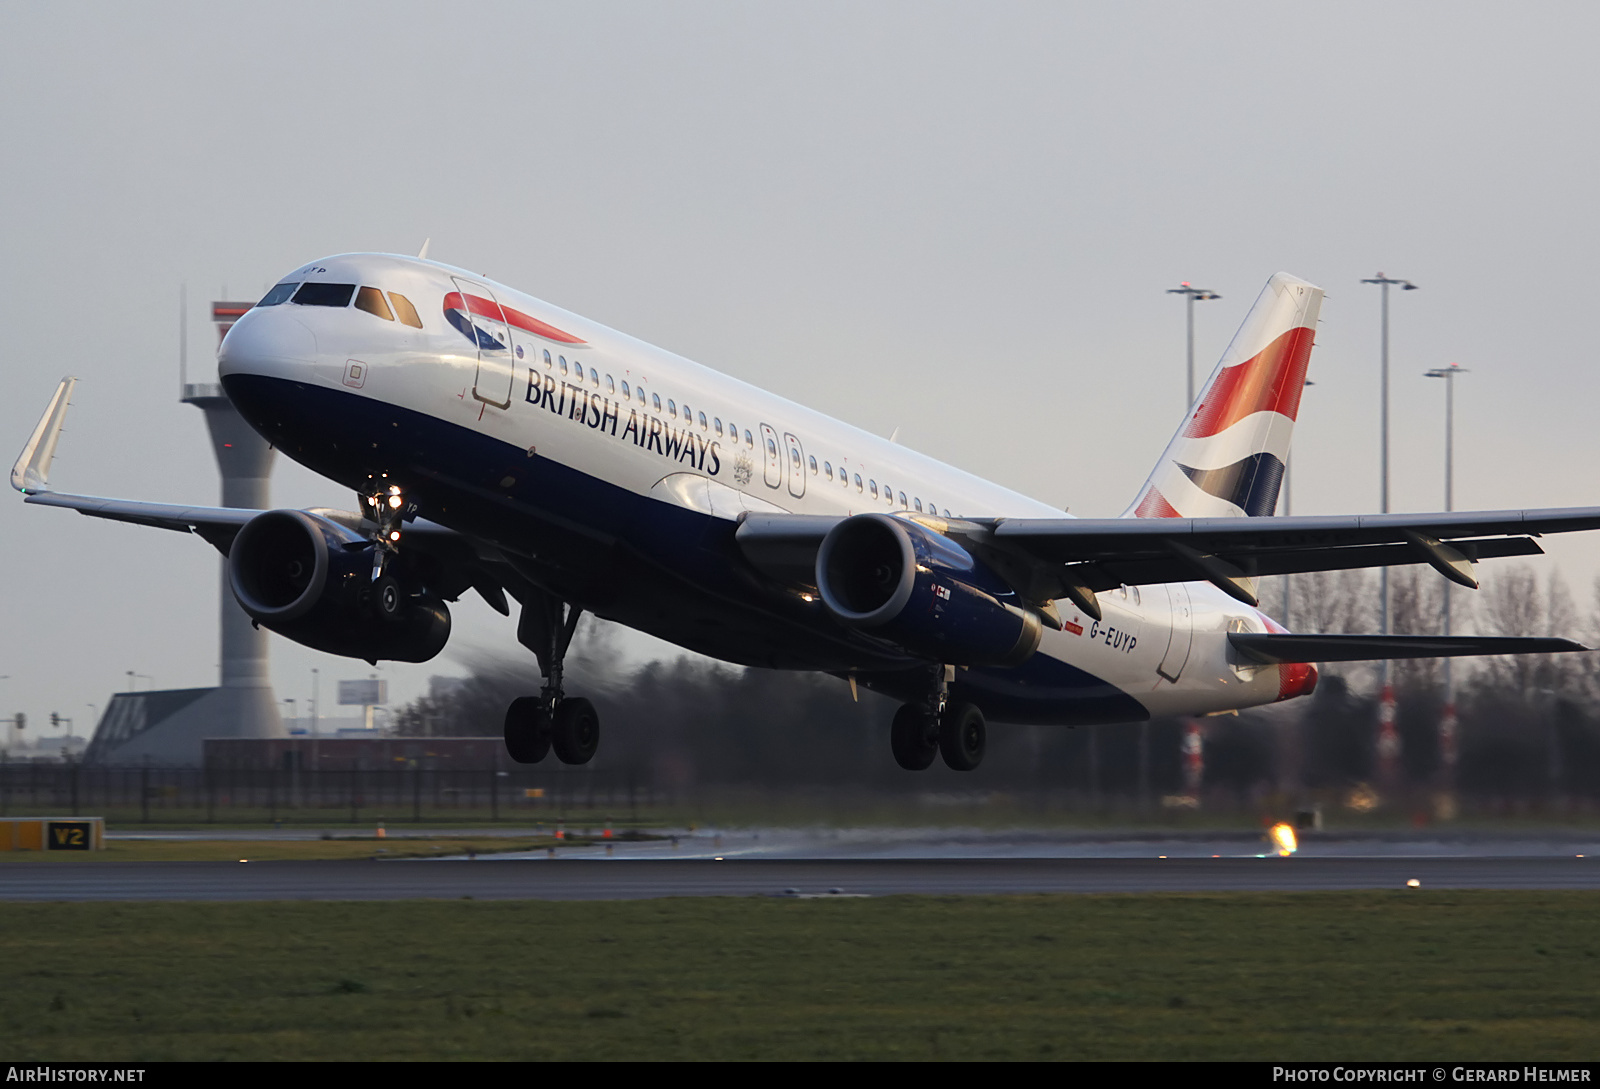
[
  {"left": 1183, "top": 326, "right": 1315, "bottom": 439},
  {"left": 1134, "top": 487, "right": 1181, "bottom": 519}
]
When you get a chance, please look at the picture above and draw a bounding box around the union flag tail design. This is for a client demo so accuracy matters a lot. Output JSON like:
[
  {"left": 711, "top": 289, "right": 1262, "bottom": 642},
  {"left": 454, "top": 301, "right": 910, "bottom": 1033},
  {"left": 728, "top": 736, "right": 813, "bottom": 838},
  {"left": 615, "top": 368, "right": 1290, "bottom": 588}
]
[{"left": 1125, "top": 271, "right": 1324, "bottom": 519}]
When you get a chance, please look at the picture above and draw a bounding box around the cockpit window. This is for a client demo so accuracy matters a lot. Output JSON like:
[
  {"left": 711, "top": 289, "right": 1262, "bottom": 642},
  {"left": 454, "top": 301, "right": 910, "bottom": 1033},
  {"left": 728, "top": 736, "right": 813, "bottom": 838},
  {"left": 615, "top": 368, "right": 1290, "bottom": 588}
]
[
  {"left": 292, "top": 283, "right": 355, "bottom": 307},
  {"left": 256, "top": 282, "right": 298, "bottom": 307},
  {"left": 355, "top": 287, "right": 394, "bottom": 321},
  {"left": 389, "top": 292, "right": 423, "bottom": 328}
]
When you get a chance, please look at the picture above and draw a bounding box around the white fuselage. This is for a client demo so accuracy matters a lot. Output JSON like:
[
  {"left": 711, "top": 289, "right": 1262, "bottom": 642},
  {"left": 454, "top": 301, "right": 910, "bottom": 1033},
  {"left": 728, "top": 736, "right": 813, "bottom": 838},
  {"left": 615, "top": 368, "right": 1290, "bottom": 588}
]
[{"left": 218, "top": 253, "right": 1301, "bottom": 725}]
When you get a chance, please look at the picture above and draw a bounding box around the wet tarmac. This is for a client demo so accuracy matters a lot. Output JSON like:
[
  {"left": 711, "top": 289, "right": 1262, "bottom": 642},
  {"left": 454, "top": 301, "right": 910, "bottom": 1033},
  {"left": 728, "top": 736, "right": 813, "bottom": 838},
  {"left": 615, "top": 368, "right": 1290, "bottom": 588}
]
[{"left": 4, "top": 827, "right": 1594, "bottom": 901}]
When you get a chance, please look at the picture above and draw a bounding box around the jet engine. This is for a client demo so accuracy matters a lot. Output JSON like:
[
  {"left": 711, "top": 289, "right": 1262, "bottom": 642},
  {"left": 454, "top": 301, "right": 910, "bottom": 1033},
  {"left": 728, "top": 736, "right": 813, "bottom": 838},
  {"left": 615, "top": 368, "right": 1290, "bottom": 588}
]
[
  {"left": 815, "top": 513, "right": 1041, "bottom": 666},
  {"left": 227, "top": 509, "right": 451, "bottom": 662}
]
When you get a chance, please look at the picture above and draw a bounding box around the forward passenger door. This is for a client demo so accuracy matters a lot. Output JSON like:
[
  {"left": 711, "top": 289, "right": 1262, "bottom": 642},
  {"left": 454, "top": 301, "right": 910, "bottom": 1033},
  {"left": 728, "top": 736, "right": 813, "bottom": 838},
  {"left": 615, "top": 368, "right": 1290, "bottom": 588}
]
[{"left": 452, "top": 277, "right": 515, "bottom": 410}]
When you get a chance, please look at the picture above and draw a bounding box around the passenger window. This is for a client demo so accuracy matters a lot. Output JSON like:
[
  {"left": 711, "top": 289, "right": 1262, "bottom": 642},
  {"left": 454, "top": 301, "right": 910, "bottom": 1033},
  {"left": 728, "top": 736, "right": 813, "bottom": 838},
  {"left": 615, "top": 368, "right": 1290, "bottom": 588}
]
[
  {"left": 543, "top": 350, "right": 552, "bottom": 369},
  {"left": 766, "top": 437, "right": 778, "bottom": 458},
  {"left": 255, "top": 282, "right": 298, "bottom": 307},
  {"left": 809, "top": 456, "right": 817, "bottom": 474},
  {"left": 668, "top": 400, "right": 677, "bottom": 417},
  {"left": 590, "top": 367, "right": 599, "bottom": 387},
  {"left": 714, "top": 418, "right": 723, "bottom": 436},
  {"left": 621, "top": 381, "right": 630, "bottom": 398},
  {"left": 914, "top": 498, "right": 923, "bottom": 512},
  {"left": 869, "top": 480, "right": 879, "bottom": 499},
  {"left": 355, "top": 287, "right": 394, "bottom": 321},
  {"left": 653, "top": 394, "right": 662, "bottom": 411},
  {"left": 389, "top": 293, "right": 423, "bottom": 328},
  {"left": 682, "top": 403, "right": 691, "bottom": 420},
  {"left": 559, "top": 356, "right": 568, "bottom": 375},
  {"left": 606, "top": 375, "right": 615, "bottom": 394},
  {"left": 899, "top": 491, "right": 907, "bottom": 507},
  {"left": 292, "top": 282, "right": 355, "bottom": 307},
  {"left": 638, "top": 387, "right": 646, "bottom": 405},
  {"left": 745, "top": 430, "right": 754, "bottom": 447},
  {"left": 824, "top": 462, "right": 833, "bottom": 480},
  {"left": 854, "top": 474, "right": 863, "bottom": 492},
  {"left": 699, "top": 411, "right": 708, "bottom": 430}
]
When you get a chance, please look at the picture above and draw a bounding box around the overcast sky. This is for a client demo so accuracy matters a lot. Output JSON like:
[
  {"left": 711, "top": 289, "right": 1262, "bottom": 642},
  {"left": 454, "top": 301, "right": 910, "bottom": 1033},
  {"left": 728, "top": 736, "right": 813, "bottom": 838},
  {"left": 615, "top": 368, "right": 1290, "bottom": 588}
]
[{"left": 4, "top": 2, "right": 1599, "bottom": 735}]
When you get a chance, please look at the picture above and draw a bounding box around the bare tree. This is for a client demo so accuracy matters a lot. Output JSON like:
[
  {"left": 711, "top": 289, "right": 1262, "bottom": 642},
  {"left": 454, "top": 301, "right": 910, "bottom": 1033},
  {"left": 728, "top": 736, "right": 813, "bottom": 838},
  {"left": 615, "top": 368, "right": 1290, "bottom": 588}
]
[
  {"left": 1391, "top": 566, "right": 1444, "bottom": 689},
  {"left": 1466, "top": 563, "right": 1589, "bottom": 702}
]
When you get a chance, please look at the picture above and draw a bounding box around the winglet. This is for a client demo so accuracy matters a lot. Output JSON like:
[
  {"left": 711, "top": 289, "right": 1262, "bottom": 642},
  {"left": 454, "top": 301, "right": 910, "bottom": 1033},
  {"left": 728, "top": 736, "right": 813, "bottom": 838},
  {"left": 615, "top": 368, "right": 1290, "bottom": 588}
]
[{"left": 11, "top": 377, "right": 77, "bottom": 494}]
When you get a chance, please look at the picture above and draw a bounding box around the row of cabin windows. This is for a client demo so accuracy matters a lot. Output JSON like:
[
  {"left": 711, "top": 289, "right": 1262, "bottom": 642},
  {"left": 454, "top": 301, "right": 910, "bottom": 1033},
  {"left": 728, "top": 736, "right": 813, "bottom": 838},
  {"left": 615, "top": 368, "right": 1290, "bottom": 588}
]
[
  {"left": 538, "top": 349, "right": 760, "bottom": 448},
  {"left": 255, "top": 282, "right": 424, "bottom": 328},
  {"left": 539, "top": 349, "right": 960, "bottom": 514},
  {"left": 803, "top": 454, "right": 949, "bottom": 516},
  {"left": 256, "top": 284, "right": 961, "bottom": 517},
  {"left": 540, "top": 334, "right": 957, "bottom": 512}
]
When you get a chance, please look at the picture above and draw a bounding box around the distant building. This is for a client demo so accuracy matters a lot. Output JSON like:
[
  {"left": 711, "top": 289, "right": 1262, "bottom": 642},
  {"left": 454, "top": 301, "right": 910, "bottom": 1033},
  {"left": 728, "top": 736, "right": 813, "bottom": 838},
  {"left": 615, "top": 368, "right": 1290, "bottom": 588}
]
[
  {"left": 83, "top": 300, "right": 286, "bottom": 766},
  {"left": 1, "top": 733, "right": 87, "bottom": 764}
]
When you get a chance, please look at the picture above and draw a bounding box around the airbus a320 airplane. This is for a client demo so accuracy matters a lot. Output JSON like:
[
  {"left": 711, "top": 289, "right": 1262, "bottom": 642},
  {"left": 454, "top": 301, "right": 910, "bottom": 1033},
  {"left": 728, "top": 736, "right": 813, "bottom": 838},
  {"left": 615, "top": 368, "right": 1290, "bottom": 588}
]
[{"left": 13, "top": 257, "right": 1597, "bottom": 770}]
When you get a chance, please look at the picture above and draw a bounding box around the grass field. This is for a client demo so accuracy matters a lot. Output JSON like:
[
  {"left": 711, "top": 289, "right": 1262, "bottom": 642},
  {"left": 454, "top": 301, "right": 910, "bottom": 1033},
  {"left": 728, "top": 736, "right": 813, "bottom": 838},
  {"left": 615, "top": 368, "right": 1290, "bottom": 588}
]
[{"left": 3, "top": 892, "right": 1599, "bottom": 1060}]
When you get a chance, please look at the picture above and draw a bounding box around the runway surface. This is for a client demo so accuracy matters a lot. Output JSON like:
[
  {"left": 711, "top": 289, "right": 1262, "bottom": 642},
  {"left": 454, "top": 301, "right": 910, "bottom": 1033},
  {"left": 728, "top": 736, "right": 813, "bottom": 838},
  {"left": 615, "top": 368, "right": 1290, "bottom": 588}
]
[{"left": 3, "top": 854, "right": 1598, "bottom": 902}]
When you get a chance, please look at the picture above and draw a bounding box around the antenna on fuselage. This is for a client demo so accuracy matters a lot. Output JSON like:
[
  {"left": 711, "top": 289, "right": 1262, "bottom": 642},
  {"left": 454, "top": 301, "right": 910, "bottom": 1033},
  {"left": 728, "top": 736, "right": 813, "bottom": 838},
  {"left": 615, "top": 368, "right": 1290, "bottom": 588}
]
[
  {"left": 417, "top": 238, "right": 431, "bottom": 260},
  {"left": 888, "top": 426, "right": 901, "bottom": 444}
]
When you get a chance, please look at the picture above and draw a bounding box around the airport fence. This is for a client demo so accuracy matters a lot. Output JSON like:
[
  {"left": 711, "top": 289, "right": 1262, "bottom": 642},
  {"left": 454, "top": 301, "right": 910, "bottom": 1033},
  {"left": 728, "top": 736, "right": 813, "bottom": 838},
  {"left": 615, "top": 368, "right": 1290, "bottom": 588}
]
[
  {"left": 4, "top": 760, "right": 1598, "bottom": 828},
  {"left": 0, "top": 761, "right": 657, "bottom": 826}
]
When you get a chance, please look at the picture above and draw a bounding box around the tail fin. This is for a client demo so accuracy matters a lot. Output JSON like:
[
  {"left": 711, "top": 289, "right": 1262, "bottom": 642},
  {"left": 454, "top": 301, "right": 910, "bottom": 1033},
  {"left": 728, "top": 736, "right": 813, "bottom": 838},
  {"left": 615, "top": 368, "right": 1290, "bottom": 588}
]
[{"left": 1124, "top": 272, "right": 1323, "bottom": 519}]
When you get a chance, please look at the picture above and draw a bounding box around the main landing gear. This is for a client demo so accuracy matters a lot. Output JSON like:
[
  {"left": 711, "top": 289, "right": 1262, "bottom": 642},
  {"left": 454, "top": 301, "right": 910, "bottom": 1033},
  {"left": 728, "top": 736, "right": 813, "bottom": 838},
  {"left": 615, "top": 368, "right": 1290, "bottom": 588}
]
[
  {"left": 503, "top": 593, "right": 600, "bottom": 765},
  {"left": 889, "top": 665, "right": 986, "bottom": 772}
]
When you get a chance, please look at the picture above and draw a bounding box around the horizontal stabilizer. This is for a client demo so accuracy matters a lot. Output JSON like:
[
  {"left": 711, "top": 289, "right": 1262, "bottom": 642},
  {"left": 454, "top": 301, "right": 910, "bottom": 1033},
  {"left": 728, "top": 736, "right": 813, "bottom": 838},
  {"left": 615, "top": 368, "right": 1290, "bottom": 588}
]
[{"left": 1230, "top": 632, "right": 1587, "bottom": 664}]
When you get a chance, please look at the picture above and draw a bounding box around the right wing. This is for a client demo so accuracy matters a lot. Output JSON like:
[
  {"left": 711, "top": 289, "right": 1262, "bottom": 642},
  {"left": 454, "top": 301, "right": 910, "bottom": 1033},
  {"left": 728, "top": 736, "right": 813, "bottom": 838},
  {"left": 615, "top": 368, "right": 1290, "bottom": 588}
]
[{"left": 12, "top": 377, "right": 514, "bottom": 615}]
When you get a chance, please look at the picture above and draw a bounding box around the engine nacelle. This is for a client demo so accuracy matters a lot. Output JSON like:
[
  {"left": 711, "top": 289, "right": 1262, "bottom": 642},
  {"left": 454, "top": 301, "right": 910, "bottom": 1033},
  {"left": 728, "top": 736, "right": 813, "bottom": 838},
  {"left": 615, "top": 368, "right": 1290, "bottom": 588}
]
[
  {"left": 815, "top": 513, "right": 1041, "bottom": 666},
  {"left": 227, "top": 509, "right": 451, "bottom": 663}
]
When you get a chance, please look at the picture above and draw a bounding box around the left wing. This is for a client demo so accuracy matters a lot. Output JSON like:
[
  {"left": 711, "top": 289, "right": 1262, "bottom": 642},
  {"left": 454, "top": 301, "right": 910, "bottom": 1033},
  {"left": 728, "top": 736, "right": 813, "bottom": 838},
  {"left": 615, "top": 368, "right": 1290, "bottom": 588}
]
[{"left": 736, "top": 507, "right": 1600, "bottom": 618}]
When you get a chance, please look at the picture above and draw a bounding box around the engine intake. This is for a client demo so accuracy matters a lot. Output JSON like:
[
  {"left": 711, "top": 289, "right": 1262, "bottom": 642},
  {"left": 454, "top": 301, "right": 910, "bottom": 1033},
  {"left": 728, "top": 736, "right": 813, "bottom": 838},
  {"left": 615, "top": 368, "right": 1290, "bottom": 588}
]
[
  {"left": 228, "top": 509, "right": 450, "bottom": 663},
  {"left": 815, "top": 513, "right": 1041, "bottom": 666}
]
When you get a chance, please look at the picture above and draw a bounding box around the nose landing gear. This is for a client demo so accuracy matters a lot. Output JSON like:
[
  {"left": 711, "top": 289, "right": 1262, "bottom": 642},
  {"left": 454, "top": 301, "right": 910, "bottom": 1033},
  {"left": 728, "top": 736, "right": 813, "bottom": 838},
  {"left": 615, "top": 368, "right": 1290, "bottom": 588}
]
[
  {"left": 503, "top": 592, "right": 601, "bottom": 765},
  {"left": 359, "top": 478, "right": 417, "bottom": 624}
]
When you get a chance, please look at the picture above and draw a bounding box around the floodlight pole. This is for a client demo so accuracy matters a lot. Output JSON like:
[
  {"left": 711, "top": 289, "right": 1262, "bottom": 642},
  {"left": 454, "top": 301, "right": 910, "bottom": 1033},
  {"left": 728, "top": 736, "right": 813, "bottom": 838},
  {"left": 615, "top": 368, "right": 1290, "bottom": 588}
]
[
  {"left": 1167, "top": 283, "right": 1221, "bottom": 410},
  {"left": 1425, "top": 363, "right": 1467, "bottom": 798},
  {"left": 1280, "top": 380, "right": 1314, "bottom": 629},
  {"left": 1361, "top": 273, "right": 1418, "bottom": 789}
]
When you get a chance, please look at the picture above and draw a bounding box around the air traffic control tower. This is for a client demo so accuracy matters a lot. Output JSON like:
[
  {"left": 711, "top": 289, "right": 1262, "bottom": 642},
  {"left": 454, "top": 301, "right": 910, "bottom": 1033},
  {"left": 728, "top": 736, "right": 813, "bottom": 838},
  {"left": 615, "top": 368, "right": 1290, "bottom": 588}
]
[{"left": 84, "top": 302, "right": 286, "bottom": 765}]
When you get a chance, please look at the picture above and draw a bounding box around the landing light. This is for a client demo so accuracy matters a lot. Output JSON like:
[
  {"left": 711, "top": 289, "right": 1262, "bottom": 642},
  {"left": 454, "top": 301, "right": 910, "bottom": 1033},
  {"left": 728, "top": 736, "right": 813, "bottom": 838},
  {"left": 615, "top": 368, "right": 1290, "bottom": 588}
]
[
  {"left": 388, "top": 495, "right": 403, "bottom": 509},
  {"left": 389, "top": 531, "right": 401, "bottom": 542},
  {"left": 1269, "top": 821, "right": 1297, "bottom": 857}
]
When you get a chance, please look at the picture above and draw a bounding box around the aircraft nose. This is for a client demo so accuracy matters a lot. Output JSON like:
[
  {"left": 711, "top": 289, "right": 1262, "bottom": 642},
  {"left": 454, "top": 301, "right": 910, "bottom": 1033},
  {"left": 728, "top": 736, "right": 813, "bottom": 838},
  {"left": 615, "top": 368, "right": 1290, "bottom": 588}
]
[{"left": 218, "top": 307, "right": 318, "bottom": 380}]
